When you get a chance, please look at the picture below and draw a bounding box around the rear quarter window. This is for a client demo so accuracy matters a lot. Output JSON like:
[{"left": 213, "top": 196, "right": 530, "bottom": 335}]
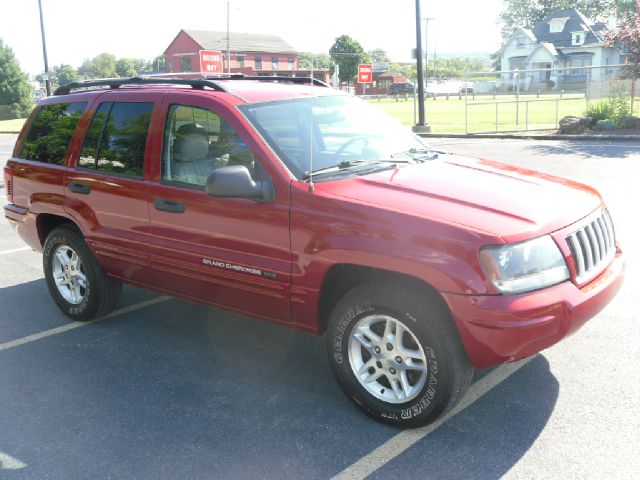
[
  {"left": 78, "top": 102, "right": 153, "bottom": 177},
  {"left": 19, "top": 103, "right": 87, "bottom": 165}
]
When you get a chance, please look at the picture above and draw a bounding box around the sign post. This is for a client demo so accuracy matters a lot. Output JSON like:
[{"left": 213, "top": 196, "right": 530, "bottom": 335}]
[
  {"left": 357, "top": 64, "right": 373, "bottom": 96},
  {"left": 199, "top": 50, "right": 224, "bottom": 75}
]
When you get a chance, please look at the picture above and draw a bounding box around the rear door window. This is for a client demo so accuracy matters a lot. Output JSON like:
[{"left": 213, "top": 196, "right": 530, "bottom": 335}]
[
  {"left": 79, "top": 102, "right": 153, "bottom": 177},
  {"left": 20, "top": 103, "right": 87, "bottom": 165}
]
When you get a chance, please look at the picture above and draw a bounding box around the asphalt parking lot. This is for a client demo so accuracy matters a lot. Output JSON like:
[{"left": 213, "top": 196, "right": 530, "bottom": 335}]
[{"left": 1, "top": 133, "right": 639, "bottom": 479}]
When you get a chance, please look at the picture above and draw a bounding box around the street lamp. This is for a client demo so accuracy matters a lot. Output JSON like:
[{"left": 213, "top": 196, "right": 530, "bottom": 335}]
[{"left": 37, "top": 0, "right": 51, "bottom": 96}]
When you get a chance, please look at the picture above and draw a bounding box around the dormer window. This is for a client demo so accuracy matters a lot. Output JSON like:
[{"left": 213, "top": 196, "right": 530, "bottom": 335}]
[
  {"left": 549, "top": 17, "right": 569, "bottom": 33},
  {"left": 572, "top": 31, "right": 586, "bottom": 45},
  {"left": 516, "top": 37, "right": 526, "bottom": 49}
]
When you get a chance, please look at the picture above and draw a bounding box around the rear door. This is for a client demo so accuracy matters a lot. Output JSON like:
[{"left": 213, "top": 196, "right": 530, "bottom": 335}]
[
  {"left": 145, "top": 92, "right": 292, "bottom": 322},
  {"left": 64, "top": 91, "right": 159, "bottom": 284}
]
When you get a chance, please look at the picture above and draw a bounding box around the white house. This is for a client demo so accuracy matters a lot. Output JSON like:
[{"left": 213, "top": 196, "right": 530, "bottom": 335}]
[{"left": 499, "top": 8, "right": 622, "bottom": 91}]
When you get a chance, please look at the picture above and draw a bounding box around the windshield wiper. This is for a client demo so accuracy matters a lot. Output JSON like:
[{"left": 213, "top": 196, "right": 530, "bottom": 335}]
[{"left": 303, "top": 158, "right": 412, "bottom": 180}]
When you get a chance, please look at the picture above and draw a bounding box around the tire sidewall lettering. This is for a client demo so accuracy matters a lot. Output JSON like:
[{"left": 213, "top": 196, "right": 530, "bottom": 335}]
[
  {"left": 332, "top": 300, "right": 443, "bottom": 423},
  {"left": 44, "top": 230, "right": 92, "bottom": 316}
]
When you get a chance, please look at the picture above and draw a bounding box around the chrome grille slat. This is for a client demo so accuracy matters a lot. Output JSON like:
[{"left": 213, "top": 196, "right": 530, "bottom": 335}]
[
  {"left": 592, "top": 220, "right": 606, "bottom": 259},
  {"left": 585, "top": 224, "right": 600, "bottom": 263},
  {"left": 566, "top": 210, "right": 616, "bottom": 284}
]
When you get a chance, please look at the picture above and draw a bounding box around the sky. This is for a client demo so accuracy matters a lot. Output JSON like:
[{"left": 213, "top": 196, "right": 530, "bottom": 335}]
[{"left": 1, "top": 0, "right": 504, "bottom": 76}]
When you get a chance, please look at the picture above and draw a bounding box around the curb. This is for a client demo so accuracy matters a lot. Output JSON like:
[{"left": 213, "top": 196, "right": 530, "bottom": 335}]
[
  {"left": 417, "top": 132, "right": 640, "bottom": 141},
  {"left": 0, "top": 131, "right": 21, "bottom": 134}
]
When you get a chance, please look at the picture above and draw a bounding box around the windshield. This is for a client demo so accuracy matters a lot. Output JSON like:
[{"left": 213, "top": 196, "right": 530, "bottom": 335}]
[{"left": 239, "top": 94, "right": 432, "bottom": 180}]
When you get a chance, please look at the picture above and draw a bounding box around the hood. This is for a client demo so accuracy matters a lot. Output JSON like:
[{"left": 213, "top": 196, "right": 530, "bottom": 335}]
[{"left": 316, "top": 154, "right": 602, "bottom": 242}]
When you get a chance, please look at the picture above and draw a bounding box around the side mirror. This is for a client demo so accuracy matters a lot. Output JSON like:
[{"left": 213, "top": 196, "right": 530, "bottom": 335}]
[{"left": 205, "top": 165, "right": 274, "bottom": 202}]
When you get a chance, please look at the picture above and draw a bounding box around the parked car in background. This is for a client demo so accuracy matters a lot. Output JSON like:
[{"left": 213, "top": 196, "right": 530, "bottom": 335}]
[{"left": 389, "top": 82, "right": 415, "bottom": 95}]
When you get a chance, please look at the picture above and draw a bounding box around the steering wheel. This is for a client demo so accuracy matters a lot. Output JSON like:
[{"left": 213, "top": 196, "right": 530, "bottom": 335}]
[{"left": 336, "top": 136, "right": 369, "bottom": 156}]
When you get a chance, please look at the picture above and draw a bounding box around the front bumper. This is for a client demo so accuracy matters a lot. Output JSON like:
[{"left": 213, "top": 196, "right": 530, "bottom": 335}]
[{"left": 443, "top": 250, "right": 625, "bottom": 368}]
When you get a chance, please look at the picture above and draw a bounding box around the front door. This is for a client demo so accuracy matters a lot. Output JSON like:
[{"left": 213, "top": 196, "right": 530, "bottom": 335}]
[{"left": 146, "top": 93, "right": 292, "bottom": 323}]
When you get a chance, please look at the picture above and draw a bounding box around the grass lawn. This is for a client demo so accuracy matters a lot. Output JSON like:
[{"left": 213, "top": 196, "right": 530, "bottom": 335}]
[
  {"left": 367, "top": 94, "right": 591, "bottom": 133},
  {"left": 0, "top": 118, "right": 26, "bottom": 132}
]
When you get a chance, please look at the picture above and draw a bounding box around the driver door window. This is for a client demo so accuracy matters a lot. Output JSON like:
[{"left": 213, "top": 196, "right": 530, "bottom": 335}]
[{"left": 162, "top": 104, "right": 259, "bottom": 188}]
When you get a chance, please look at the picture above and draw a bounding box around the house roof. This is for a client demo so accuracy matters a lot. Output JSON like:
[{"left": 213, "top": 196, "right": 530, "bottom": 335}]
[
  {"left": 531, "top": 8, "right": 605, "bottom": 47},
  {"left": 180, "top": 29, "right": 297, "bottom": 54},
  {"left": 526, "top": 42, "right": 568, "bottom": 62}
]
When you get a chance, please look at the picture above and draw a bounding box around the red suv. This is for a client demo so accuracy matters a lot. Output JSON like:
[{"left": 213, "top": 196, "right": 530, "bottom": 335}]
[{"left": 3, "top": 77, "right": 624, "bottom": 427}]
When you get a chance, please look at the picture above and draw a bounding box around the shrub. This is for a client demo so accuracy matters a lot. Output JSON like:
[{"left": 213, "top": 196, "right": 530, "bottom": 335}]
[
  {"left": 594, "top": 119, "right": 617, "bottom": 131},
  {"left": 585, "top": 94, "right": 631, "bottom": 128},
  {"left": 585, "top": 100, "right": 616, "bottom": 125}
]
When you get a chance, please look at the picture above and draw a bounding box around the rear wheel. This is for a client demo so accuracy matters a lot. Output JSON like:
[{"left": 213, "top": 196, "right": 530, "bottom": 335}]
[
  {"left": 43, "top": 225, "right": 121, "bottom": 321},
  {"left": 327, "top": 281, "right": 473, "bottom": 428}
]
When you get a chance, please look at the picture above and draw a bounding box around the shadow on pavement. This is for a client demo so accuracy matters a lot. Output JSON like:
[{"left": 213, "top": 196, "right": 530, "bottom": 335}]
[
  {"left": 0, "top": 289, "right": 559, "bottom": 479},
  {"left": 371, "top": 354, "right": 559, "bottom": 479}
]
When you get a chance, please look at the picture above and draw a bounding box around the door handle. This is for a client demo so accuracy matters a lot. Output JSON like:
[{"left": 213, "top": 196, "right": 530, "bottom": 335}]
[
  {"left": 68, "top": 182, "right": 91, "bottom": 194},
  {"left": 154, "top": 198, "right": 185, "bottom": 213}
]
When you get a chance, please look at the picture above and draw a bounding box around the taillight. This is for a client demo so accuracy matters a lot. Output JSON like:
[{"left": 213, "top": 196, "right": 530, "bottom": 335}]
[{"left": 3, "top": 167, "right": 13, "bottom": 204}]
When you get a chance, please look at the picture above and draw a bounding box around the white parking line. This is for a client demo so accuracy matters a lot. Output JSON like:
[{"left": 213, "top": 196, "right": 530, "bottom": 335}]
[
  {"left": 0, "top": 450, "right": 27, "bottom": 470},
  {"left": 0, "top": 296, "right": 170, "bottom": 353},
  {"left": 0, "top": 247, "right": 31, "bottom": 256},
  {"left": 332, "top": 357, "right": 534, "bottom": 480}
]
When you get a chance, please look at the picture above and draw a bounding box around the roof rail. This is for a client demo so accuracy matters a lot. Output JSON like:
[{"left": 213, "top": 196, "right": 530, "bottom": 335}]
[
  {"left": 244, "top": 76, "right": 330, "bottom": 87},
  {"left": 53, "top": 76, "right": 228, "bottom": 96},
  {"left": 204, "top": 75, "right": 329, "bottom": 88}
]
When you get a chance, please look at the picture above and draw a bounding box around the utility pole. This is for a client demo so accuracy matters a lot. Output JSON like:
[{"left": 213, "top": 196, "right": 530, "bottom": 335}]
[
  {"left": 37, "top": 0, "right": 51, "bottom": 96},
  {"left": 226, "top": 0, "right": 231, "bottom": 74},
  {"left": 413, "top": 0, "right": 431, "bottom": 133}
]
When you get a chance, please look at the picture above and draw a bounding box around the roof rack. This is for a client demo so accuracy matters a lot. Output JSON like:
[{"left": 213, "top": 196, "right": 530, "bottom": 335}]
[
  {"left": 205, "top": 74, "right": 329, "bottom": 88},
  {"left": 53, "top": 76, "right": 228, "bottom": 96}
]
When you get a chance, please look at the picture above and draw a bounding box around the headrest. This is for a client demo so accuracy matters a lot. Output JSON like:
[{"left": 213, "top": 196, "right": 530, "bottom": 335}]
[{"left": 174, "top": 124, "right": 208, "bottom": 162}]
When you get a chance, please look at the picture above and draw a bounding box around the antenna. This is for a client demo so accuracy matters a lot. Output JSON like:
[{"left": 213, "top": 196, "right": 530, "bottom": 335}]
[{"left": 308, "top": 59, "right": 315, "bottom": 192}]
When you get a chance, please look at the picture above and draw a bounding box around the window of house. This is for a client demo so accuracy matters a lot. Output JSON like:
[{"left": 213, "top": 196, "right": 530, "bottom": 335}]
[
  {"left": 572, "top": 32, "right": 585, "bottom": 45},
  {"left": 549, "top": 18, "right": 568, "bottom": 33},
  {"left": 78, "top": 102, "right": 153, "bottom": 177},
  {"left": 180, "top": 57, "right": 192, "bottom": 72},
  {"left": 161, "top": 104, "right": 260, "bottom": 187},
  {"left": 288, "top": 57, "right": 295, "bottom": 70},
  {"left": 272, "top": 57, "right": 279, "bottom": 70},
  {"left": 516, "top": 37, "right": 526, "bottom": 49},
  {"left": 237, "top": 55, "right": 245, "bottom": 68},
  {"left": 20, "top": 103, "right": 86, "bottom": 165},
  {"left": 255, "top": 56, "right": 262, "bottom": 70}
]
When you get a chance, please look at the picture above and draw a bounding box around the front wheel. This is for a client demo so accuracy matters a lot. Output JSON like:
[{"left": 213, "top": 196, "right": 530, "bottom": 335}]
[
  {"left": 43, "top": 225, "right": 122, "bottom": 321},
  {"left": 326, "top": 282, "right": 473, "bottom": 428}
]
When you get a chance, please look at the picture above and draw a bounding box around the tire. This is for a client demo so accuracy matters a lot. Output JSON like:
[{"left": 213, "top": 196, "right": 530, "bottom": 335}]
[
  {"left": 326, "top": 281, "right": 473, "bottom": 428},
  {"left": 43, "top": 225, "right": 122, "bottom": 321}
]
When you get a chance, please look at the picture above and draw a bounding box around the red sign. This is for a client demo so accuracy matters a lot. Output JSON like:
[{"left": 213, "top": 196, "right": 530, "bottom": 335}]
[
  {"left": 199, "top": 50, "right": 223, "bottom": 74},
  {"left": 357, "top": 64, "right": 373, "bottom": 83}
]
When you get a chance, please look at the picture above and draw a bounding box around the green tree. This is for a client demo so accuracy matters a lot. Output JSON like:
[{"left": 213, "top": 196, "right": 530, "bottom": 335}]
[
  {"left": 53, "top": 64, "right": 78, "bottom": 86},
  {"left": 299, "top": 52, "right": 332, "bottom": 70},
  {"left": 606, "top": 0, "right": 640, "bottom": 114},
  {"left": 149, "top": 54, "right": 166, "bottom": 72},
  {"left": 329, "top": 35, "right": 368, "bottom": 86},
  {"left": 115, "top": 58, "right": 137, "bottom": 77},
  {"left": 0, "top": 39, "right": 33, "bottom": 119},
  {"left": 79, "top": 53, "right": 117, "bottom": 79},
  {"left": 499, "top": 0, "right": 635, "bottom": 39},
  {"left": 367, "top": 49, "right": 390, "bottom": 63}
]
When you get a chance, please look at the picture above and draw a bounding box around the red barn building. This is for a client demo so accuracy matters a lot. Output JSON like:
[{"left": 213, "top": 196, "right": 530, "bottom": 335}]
[{"left": 165, "top": 29, "right": 304, "bottom": 75}]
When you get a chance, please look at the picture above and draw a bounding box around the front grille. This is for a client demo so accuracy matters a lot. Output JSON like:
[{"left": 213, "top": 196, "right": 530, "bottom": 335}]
[{"left": 566, "top": 210, "right": 616, "bottom": 284}]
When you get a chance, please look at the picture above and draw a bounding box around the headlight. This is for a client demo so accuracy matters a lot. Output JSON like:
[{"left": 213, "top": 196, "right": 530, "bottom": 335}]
[{"left": 479, "top": 235, "right": 569, "bottom": 294}]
